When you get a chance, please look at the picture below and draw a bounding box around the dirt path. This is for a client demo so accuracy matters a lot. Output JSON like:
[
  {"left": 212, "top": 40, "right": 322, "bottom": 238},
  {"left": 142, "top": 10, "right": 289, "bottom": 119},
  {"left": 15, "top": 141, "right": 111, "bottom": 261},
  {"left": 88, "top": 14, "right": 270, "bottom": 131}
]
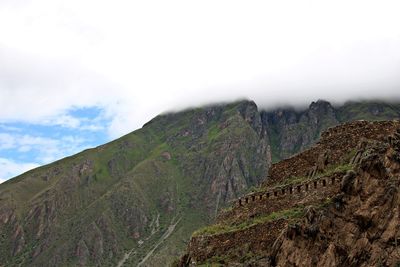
[
  {"left": 116, "top": 212, "right": 161, "bottom": 267},
  {"left": 116, "top": 250, "right": 135, "bottom": 267},
  {"left": 137, "top": 217, "right": 182, "bottom": 267},
  {"left": 116, "top": 213, "right": 179, "bottom": 267}
]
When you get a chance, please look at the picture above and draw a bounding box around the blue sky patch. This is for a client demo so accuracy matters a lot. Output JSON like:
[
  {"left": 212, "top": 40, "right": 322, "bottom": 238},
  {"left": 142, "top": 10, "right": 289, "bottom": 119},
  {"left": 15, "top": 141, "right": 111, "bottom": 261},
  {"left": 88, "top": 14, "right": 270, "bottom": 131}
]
[{"left": 0, "top": 107, "right": 112, "bottom": 181}]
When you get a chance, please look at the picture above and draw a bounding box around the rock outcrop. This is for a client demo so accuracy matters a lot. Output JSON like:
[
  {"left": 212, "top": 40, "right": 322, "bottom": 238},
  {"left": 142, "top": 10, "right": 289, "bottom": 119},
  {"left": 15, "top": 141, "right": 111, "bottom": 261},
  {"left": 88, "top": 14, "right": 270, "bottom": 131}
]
[
  {"left": 179, "top": 121, "right": 400, "bottom": 267},
  {"left": 262, "top": 100, "right": 400, "bottom": 161},
  {"left": 1, "top": 100, "right": 400, "bottom": 266}
]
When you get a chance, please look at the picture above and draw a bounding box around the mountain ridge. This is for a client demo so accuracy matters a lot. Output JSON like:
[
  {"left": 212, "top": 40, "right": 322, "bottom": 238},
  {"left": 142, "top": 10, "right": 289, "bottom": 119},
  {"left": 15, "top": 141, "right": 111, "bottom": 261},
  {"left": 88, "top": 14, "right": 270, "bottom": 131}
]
[
  {"left": 1, "top": 99, "right": 400, "bottom": 266},
  {"left": 178, "top": 120, "right": 400, "bottom": 266}
]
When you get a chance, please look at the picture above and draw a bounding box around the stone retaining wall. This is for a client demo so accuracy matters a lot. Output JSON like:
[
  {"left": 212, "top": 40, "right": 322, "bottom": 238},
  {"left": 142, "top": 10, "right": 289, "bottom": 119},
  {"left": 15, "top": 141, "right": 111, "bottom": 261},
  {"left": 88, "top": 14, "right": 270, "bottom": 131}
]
[
  {"left": 183, "top": 121, "right": 400, "bottom": 266},
  {"left": 267, "top": 120, "right": 400, "bottom": 186},
  {"left": 218, "top": 171, "right": 344, "bottom": 224},
  {"left": 188, "top": 219, "right": 287, "bottom": 264}
]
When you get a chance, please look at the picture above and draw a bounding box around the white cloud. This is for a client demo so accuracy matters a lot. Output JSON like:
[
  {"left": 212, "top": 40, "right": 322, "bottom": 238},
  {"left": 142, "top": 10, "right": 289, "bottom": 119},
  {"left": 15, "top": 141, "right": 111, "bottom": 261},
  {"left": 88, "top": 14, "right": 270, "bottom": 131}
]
[
  {"left": 0, "top": 0, "right": 399, "bottom": 139},
  {"left": 0, "top": 132, "right": 92, "bottom": 181},
  {"left": 0, "top": 158, "right": 40, "bottom": 182},
  {"left": 42, "top": 115, "right": 81, "bottom": 128},
  {"left": 0, "top": 133, "right": 89, "bottom": 164},
  {"left": 0, "top": 133, "right": 16, "bottom": 150}
]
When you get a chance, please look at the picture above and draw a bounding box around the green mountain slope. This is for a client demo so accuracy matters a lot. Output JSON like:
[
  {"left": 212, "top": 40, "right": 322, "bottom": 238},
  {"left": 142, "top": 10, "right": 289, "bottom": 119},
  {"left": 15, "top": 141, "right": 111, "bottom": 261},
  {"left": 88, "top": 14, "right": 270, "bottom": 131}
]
[
  {"left": 0, "top": 99, "right": 399, "bottom": 266},
  {"left": 0, "top": 101, "right": 270, "bottom": 266}
]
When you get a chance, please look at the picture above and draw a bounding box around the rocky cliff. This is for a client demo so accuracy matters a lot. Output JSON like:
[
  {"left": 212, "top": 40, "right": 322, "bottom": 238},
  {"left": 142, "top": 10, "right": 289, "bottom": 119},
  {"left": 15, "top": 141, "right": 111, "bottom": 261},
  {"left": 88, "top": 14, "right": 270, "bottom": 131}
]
[
  {"left": 178, "top": 120, "right": 400, "bottom": 266},
  {"left": 0, "top": 100, "right": 399, "bottom": 266},
  {"left": 0, "top": 101, "right": 270, "bottom": 267},
  {"left": 262, "top": 100, "right": 400, "bottom": 161}
]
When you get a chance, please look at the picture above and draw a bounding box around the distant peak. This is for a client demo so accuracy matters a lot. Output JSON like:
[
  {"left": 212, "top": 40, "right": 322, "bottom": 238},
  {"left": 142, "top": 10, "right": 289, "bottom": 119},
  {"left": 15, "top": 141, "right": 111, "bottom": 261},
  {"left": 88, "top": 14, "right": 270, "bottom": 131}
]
[
  {"left": 310, "top": 99, "right": 331, "bottom": 106},
  {"left": 309, "top": 99, "right": 333, "bottom": 110}
]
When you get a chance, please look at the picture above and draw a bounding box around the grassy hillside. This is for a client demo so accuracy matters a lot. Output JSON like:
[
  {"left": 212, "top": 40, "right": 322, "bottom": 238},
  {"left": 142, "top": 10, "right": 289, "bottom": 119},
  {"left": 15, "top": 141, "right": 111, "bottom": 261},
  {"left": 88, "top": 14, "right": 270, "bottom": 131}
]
[
  {"left": 1, "top": 99, "right": 399, "bottom": 266},
  {"left": 0, "top": 101, "right": 269, "bottom": 266}
]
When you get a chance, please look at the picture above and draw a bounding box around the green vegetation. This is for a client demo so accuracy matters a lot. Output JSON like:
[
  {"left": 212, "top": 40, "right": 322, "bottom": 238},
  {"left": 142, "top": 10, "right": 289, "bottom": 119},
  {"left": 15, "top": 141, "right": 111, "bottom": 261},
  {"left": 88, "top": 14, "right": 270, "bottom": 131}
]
[
  {"left": 207, "top": 123, "right": 221, "bottom": 142},
  {"left": 337, "top": 101, "right": 400, "bottom": 122},
  {"left": 193, "top": 206, "right": 304, "bottom": 237},
  {"left": 264, "top": 100, "right": 400, "bottom": 162},
  {"left": 278, "top": 163, "right": 353, "bottom": 187},
  {"left": 320, "top": 197, "right": 333, "bottom": 208},
  {"left": 197, "top": 255, "right": 230, "bottom": 267},
  {"left": 1, "top": 100, "right": 399, "bottom": 266},
  {"left": 198, "top": 263, "right": 225, "bottom": 267},
  {"left": 268, "top": 125, "right": 282, "bottom": 163},
  {"left": 245, "top": 185, "right": 265, "bottom": 194},
  {"left": 0, "top": 100, "right": 270, "bottom": 267}
]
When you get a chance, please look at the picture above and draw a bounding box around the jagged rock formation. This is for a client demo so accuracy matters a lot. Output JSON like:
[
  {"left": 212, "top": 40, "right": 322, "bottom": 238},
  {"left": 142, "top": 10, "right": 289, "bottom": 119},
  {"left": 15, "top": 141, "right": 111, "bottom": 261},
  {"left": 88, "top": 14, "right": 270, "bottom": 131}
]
[
  {"left": 0, "top": 100, "right": 400, "bottom": 266},
  {"left": 179, "top": 120, "right": 400, "bottom": 266},
  {"left": 262, "top": 100, "right": 400, "bottom": 161}
]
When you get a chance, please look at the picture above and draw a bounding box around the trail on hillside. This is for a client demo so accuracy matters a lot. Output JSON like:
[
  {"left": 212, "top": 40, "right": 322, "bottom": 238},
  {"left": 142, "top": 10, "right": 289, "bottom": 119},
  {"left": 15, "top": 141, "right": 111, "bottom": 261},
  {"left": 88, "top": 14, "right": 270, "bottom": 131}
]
[
  {"left": 116, "top": 214, "right": 181, "bottom": 267},
  {"left": 116, "top": 250, "right": 135, "bottom": 267},
  {"left": 116, "top": 212, "right": 161, "bottom": 267},
  {"left": 137, "top": 216, "right": 182, "bottom": 267}
]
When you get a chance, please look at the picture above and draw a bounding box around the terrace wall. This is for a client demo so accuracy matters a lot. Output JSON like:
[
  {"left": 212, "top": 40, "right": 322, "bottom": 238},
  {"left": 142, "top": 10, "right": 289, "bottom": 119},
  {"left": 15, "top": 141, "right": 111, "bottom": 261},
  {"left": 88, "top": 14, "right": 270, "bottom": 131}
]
[{"left": 266, "top": 120, "right": 400, "bottom": 186}]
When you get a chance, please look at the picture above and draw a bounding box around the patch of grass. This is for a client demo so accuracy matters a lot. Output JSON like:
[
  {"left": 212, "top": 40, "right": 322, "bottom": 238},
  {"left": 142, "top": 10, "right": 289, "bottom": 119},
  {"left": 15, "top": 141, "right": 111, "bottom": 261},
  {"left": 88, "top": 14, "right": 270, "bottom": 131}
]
[
  {"left": 330, "top": 164, "right": 353, "bottom": 173},
  {"left": 220, "top": 206, "right": 233, "bottom": 213},
  {"left": 267, "top": 126, "right": 282, "bottom": 163},
  {"left": 245, "top": 185, "right": 265, "bottom": 194},
  {"left": 198, "top": 263, "right": 225, "bottom": 267},
  {"left": 278, "top": 175, "right": 309, "bottom": 187},
  {"left": 193, "top": 206, "right": 304, "bottom": 237},
  {"left": 337, "top": 101, "right": 400, "bottom": 122},
  {"left": 207, "top": 123, "right": 221, "bottom": 142},
  {"left": 278, "top": 163, "right": 353, "bottom": 187},
  {"left": 319, "top": 197, "right": 333, "bottom": 208},
  {"left": 198, "top": 255, "right": 230, "bottom": 266}
]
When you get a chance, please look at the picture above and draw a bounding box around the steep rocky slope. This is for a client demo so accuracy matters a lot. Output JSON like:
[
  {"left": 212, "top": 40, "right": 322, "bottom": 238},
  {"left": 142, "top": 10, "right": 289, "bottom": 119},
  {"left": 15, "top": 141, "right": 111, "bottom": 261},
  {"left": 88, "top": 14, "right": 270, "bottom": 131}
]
[
  {"left": 0, "top": 101, "right": 270, "bottom": 267},
  {"left": 179, "top": 120, "right": 400, "bottom": 266},
  {"left": 263, "top": 100, "right": 400, "bottom": 161},
  {"left": 0, "top": 100, "right": 399, "bottom": 266}
]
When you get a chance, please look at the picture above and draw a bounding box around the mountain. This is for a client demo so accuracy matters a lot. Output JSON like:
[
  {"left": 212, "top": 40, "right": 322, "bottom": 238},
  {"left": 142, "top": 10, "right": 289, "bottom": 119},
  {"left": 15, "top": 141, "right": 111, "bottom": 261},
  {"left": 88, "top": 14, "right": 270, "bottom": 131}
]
[
  {"left": 179, "top": 120, "right": 400, "bottom": 266},
  {"left": 0, "top": 101, "right": 270, "bottom": 267},
  {"left": 0, "top": 99, "right": 399, "bottom": 266},
  {"left": 262, "top": 100, "right": 400, "bottom": 161}
]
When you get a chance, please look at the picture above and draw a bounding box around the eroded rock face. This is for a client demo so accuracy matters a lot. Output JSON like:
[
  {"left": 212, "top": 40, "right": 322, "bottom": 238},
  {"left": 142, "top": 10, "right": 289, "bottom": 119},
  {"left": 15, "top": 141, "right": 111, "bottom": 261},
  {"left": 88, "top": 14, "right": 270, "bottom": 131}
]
[
  {"left": 167, "top": 101, "right": 271, "bottom": 216},
  {"left": 262, "top": 100, "right": 400, "bottom": 161},
  {"left": 0, "top": 100, "right": 271, "bottom": 266},
  {"left": 262, "top": 100, "right": 339, "bottom": 160},
  {"left": 271, "top": 138, "right": 400, "bottom": 266},
  {"left": 179, "top": 123, "right": 400, "bottom": 267}
]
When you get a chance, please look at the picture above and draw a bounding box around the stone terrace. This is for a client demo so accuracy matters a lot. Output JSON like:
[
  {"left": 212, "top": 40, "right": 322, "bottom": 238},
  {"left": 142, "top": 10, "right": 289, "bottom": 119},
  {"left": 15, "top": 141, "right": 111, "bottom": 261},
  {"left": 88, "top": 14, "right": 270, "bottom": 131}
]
[
  {"left": 187, "top": 219, "right": 286, "bottom": 264},
  {"left": 218, "top": 170, "right": 345, "bottom": 224},
  {"left": 181, "top": 121, "right": 400, "bottom": 266},
  {"left": 218, "top": 120, "right": 400, "bottom": 224},
  {"left": 266, "top": 120, "right": 400, "bottom": 186}
]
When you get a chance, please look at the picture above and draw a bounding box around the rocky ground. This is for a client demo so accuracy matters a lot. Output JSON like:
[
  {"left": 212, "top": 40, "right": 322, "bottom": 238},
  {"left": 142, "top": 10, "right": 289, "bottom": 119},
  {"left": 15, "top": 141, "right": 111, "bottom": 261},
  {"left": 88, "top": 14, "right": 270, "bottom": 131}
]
[{"left": 178, "top": 122, "right": 400, "bottom": 267}]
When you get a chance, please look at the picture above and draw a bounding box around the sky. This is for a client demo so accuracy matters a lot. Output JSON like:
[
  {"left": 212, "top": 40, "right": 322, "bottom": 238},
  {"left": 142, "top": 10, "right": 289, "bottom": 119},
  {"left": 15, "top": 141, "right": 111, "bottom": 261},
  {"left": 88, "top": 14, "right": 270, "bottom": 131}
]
[{"left": 1, "top": 0, "right": 400, "bottom": 183}]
